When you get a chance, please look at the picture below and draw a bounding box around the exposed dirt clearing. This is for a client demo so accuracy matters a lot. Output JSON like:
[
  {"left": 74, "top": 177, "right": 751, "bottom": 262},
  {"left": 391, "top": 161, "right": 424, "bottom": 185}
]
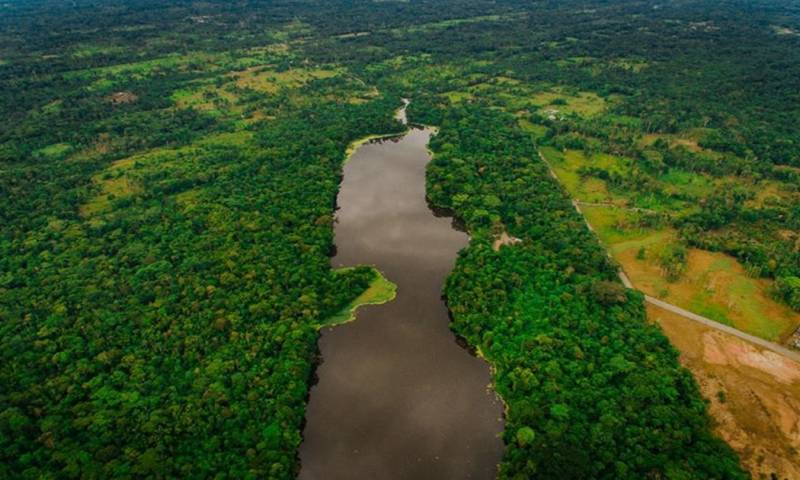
[
  {"left": 107, "top": 91, "right": 139, "bottom": 104},
  {"left": 702, "top": 331, "right": 800, "bottom": 384},
  {"left": 651, "top": 304, "right": 800, "bottom": 479},
  {"left": 492, "top": 231, "right": 521, "bottom": 251}
]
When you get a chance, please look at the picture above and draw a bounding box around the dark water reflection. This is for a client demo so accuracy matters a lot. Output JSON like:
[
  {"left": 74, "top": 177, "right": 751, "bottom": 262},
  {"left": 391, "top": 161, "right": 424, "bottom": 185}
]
[{"left": 298, "top": 122, "right": 504, "bottom": 480}]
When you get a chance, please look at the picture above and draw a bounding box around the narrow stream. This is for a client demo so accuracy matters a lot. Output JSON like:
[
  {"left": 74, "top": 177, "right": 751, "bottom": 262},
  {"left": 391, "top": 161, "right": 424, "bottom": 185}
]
[{"left": 299, "top": 104, "right": 504, "bottom": 479}]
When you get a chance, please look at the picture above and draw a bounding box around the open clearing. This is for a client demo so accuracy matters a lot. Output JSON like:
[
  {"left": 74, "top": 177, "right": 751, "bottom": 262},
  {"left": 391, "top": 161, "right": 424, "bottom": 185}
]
[
  {"left": 80, "top": 132, "right": 253, "bottom": 217},
  {"left": 651, "top": 304, "right": 800, "bottom": 479},
  {"left": 530, "top": 89, "right": 607, "bottom": 117},
  {"left": 229, "top": 66, "right": 338, "bottom": 94},
  {"left": 540, "top": 140, "right": 800, "bottom": 343},
  {"left": 34, "top": 142, "right": 72, "bottom": 159},
  {"left": 583, "top": 205, "right": 800, "bottom": 342},
  {"left": 541, "top": 147, "right": 629, "bottom": 204}
]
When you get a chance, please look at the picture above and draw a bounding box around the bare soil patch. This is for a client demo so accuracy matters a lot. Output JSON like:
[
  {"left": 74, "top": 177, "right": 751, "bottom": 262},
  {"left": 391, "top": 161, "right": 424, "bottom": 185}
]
[
  {"left": 492, "top": 231, "right": 521, "bottom": 251},
  {"left": 650, "top": 304, "right": 800, "bottom": 479},
  {"left": 107, "top": 91, "right": 139, "bottom": 104}
]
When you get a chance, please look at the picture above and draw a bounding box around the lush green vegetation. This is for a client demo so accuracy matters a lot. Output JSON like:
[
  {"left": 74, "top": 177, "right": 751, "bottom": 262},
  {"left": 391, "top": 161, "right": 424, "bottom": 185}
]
[
  {"left": 3, "top": 0, "right": 799, "bottom": 477},
  {"left": 322, "top": 267, "right": 397, "bottom": 327},
  {"left": 0, "top": 7, "right": 405, "bottom": 474},
  {"left": 421, "top": 104, "right": 746, "bottom": 479},
  {"left": 0, "top": 90, "right": 403, "bottom": 476}
]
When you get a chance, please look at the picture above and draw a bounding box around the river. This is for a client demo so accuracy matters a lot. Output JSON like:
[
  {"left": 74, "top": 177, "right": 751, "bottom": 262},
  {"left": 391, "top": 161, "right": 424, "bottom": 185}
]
[{"left": 298, "top": 104, "right": 504, "bottom": 479}]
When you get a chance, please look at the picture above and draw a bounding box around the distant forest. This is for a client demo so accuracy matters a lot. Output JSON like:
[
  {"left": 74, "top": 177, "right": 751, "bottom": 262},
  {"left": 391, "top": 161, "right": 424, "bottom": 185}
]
[{"left": 2, "top": 0, "right": 798, "bottom": 478}]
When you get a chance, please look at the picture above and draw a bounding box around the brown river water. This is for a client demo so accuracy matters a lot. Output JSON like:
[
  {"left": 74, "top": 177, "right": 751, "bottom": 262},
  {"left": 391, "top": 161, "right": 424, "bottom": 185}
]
[{"left": 298, "top": 107, "right": 504, "bottom": 479}]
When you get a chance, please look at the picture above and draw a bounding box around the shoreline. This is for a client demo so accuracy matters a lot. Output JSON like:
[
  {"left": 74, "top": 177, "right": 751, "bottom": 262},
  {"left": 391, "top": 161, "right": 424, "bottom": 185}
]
[{"left": 344, "top": 132, "right": 404, "bottom": 159}]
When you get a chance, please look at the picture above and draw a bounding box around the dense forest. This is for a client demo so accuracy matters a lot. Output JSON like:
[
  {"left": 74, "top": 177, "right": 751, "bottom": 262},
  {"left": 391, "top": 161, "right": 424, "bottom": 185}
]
[
  {"left": 420, "top": 103, "right": 745, "bottom": 479},
  {"left": 2, "top": 0, "right": 799, "bottom": 478}
]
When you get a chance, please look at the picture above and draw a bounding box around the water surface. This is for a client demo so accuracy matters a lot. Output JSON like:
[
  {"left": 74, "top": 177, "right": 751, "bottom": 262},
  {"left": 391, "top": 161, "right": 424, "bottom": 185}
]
[{"left": 299, "top": 112, "right": 504, "bottom": 479}]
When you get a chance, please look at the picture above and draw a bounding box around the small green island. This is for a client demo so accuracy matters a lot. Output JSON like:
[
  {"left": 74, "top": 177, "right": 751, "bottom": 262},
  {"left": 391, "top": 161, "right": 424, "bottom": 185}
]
[{"left": 321, "top": 267, "right": 397, "bottom": 327}]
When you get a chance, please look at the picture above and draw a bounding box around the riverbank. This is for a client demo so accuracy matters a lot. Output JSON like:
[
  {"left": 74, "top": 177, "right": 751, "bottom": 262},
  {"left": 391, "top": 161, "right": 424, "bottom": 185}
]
[
  {"left": 342, "top": 99, "right": 410, "bottom": 159},
  {"left": 423, "top": 104, "right": 747, "bottom": 478},
  {"left": 344, "top": 132, "right": 402, "bottom": 159}
]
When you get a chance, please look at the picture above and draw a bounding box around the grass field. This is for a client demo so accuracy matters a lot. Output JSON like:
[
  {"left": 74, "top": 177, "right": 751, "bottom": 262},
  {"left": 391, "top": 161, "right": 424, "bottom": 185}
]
[
  {"left": 540, "top": 146, "right": 629, "bottom": 204},
  {"left": 62, "top": 40, "right": 294, "bottom": 92},
  {"left": 517, "top": 119, "right": 549, "bottom": 142},
  {"left": 34, "top": 142, "right": 72, "bottom": 159},
  {"left": 657, "top": 169, "right": 715, "bottom": 198},
  {"left": 171, "top": 83, "right": 241, "bottom": 116},
  {"left": 443, "top": 90, "right": 475, "bottom": 103},
  {"left": 530, "top": 89, "right": 607, "bottom": 117},
  {"left": 229, "top": 66, "right": 339, "bottom": 94},
  {"left": 582, "top": 204, "right": 800, "bottom": 341},
  {"left": 638, "top": 128, "right": 720, "bottom": 153},
  {"left": 79, "top": 175, "right": 141, "bottom": 217},
  {"left": 80, "top": 132, "right": 253, "bottom": 217},
  {"left": 543, "top": 117, "right": 800, "bottom": 343}
]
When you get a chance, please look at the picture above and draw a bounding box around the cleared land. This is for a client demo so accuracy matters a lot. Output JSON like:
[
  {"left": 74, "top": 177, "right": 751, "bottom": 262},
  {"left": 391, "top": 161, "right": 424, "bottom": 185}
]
[
  {"left": 543, "top": 141, "right": 800, "bottom": 478},
  {"left": 538, "top": 143, "right": 800, "bottom": 344},
  {"left": 650, "top": 304, "right": 800, "bottom": 479},
  {"left": 581, "top": 205, "right": 800, "bottom": 342}
]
